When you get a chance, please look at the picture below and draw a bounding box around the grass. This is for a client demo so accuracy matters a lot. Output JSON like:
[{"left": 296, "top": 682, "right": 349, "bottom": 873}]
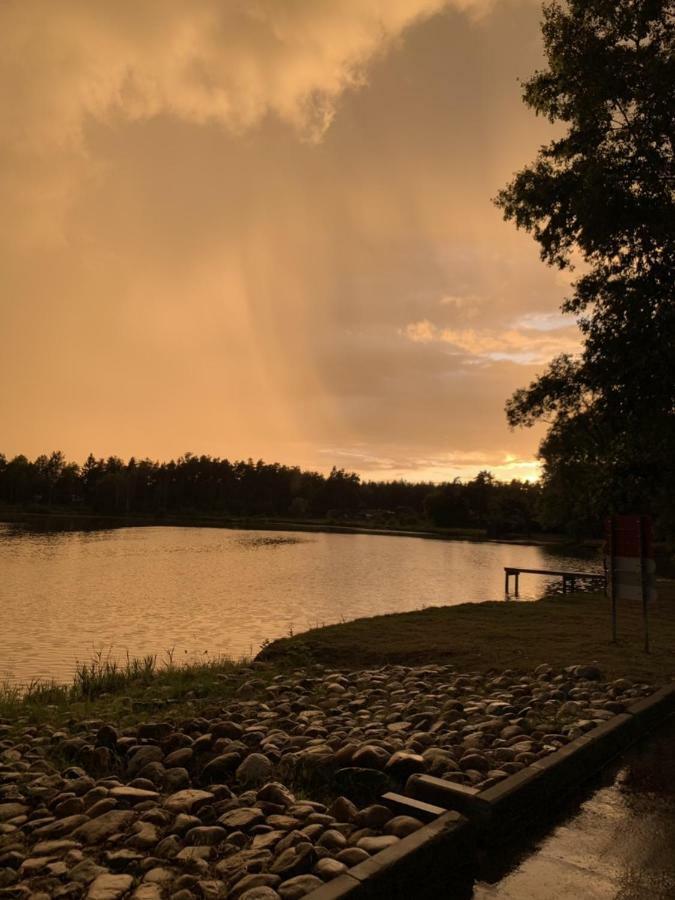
[
  {"left": 0, "top": 649, "right": 262, "bottom": 727},
  {"left": 258, "top": 584, "right": 675, "bottom": 684}
]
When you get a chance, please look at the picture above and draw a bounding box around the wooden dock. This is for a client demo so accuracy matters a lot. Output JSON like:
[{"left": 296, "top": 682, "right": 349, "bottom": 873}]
[{"left": 504, "top": 566, "right": 606, "bottom": 595}]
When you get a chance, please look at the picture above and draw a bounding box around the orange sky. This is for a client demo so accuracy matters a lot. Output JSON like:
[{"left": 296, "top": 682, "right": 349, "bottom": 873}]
[{"left": 1, "top": 0, "right": 580, "bottom": 483}]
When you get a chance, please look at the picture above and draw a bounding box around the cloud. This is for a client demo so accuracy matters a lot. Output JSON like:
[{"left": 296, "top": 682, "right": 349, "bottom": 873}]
[
  {"left": 403, "top": 315, "right": 580, "bottom": 364},
  {"left": 1, "top": 0, "right": 502, "bottom": 247},
  {"left": 319, "top": 445, "right": 542, "bottom": 482},
  {"left": 1, "top": 0, "right": 559, "bottom": 479}
]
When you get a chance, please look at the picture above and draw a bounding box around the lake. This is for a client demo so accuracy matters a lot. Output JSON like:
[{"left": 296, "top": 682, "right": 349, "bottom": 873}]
[{"left": 0, "top": 524, "right": 602, "bottom": 685}]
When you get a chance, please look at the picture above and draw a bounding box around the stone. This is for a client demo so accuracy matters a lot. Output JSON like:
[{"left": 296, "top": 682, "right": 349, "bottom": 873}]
[
  {"left": 351, "top": 745, "right": 389, "bottom": 770},
  {"left": 257, "top": 783, "right": 295, "bottom": 808},
  {"left": 218, "top": 807, "right": 265, "bottom": 830},
  {"left": 185, "top": 825, "right": 227, "bottom": 846},
  {"left": 384, "top": 751, "right": 425, "bottom": 779},
  {"left": 326, "top": 796, "right": 358, "bottom": 823},
  {"left": 164, "top": 790, "right": 214, "bottom": 813},
  {"left": 73, "top": 810, "right": 136, "bottom": 844},
  {"left": 109, "top": 786, "right": 159, "bottom": 803},
  {"left": 201, "top": 753, "right": 240, "bottom": 781},
  {"left": 314, "top": 858, "right": 348, "bottom": 880},
  {"left": 236, "top": 754, "right": 273, "bottom": 785},
  {"left": 132, "top": 886, "right": 163, "bottom": 899},
  {"left": 33, "top": 814, "right": 90, "bottom": 838},
  {"left": 240, "top": 889, "right": 281, "bottom": 900},
  {"left": 127, "top": 747, "right": 163, "bottom": 777},
  {"left": 384, "top": 815, "right": 424, "bottom": 838},
  {"left": 86, "top": 873, "right": 134, "bottom": 900},
  {"left": 356, "top": 834, "right": 400, "bottom": 853},
  {"left": 126, "top": 821, "right": 159, "bottom": 850},
  {"left": 70, "top": 858, "right": 107, "bottom": 884},
  {"left": 231, "top": 874, "right": 281, "bottom": 898},
  {"left": 356, "top": 804, "right": 393, "bottom": 829},
  {"left": 278, "top": 875, "right": 323, "bottom": 899},
  {"left": 270, "top": 843, "right": 315, "bottom": 878},
  {"left": 336, "top": 847, "right": 369, "bottom": 866}
]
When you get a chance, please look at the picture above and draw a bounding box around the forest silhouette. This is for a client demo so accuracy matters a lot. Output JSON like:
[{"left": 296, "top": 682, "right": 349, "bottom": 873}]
[{"left": 0, "top": 451, "right": 541, "bottom": 538}]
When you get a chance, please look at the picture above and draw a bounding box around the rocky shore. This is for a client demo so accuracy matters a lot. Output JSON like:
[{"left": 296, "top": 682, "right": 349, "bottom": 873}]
[{"left": 0, "top": 663, "right": 654, "bottom": 898}]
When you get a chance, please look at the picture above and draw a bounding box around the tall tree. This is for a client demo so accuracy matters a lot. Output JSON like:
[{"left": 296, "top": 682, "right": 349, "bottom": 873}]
[{"left": 496, "top": 0, "right": 675, "bottom": 533}]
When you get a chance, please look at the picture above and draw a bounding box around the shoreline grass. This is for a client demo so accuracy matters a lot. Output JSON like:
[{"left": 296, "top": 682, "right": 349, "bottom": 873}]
[
  {"left": 0, "top": 650, "right": 262, "bottom": 727},
  {"left": 4, "top": 584, "right": 673, "bottom": 728},
  {"left": 258, "top": 585, "right": 675, "bottom": 684}
]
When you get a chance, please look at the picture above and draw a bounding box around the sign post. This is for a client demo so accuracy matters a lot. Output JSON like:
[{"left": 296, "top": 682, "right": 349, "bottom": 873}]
[{"left": 604, "top": 515, "right": 656, "bottom": 652}]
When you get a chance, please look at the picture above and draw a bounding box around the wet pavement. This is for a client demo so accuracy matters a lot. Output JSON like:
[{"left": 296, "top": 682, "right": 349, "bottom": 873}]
[{"left": 473, "top": 716, "right": 675, "bottom": 899}]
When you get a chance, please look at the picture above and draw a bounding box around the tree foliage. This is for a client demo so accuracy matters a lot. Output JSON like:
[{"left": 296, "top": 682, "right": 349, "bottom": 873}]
[
  {"left": 496, "top": 0, "right": 675, "bottom": 534},
  {"left": 0, "top": 451, "right": 541, "bottom": 536}
]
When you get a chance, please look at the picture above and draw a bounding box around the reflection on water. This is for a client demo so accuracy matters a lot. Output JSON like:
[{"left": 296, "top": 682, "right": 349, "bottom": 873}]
[{"left": 0, "top": 525, "right": 601, "bottom": 685}]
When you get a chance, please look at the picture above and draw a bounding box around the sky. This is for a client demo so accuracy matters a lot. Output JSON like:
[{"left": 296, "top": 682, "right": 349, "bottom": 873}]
[{"left": 1, "top": 0, "right": 581, "bottom": 483}]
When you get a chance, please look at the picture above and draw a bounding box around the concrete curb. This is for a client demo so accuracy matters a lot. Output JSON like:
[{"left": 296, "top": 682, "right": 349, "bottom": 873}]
[
  {"left": 306, "top": 810, "right": 474, "bottom": 899},
  {"left": 305, "top": 683, "right": 675, "bottom": 898}
]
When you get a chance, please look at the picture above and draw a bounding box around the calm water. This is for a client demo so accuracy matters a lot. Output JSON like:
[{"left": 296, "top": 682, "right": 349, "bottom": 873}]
[{"left": 0, "top": 525, "right": 601, "bottom": 685}]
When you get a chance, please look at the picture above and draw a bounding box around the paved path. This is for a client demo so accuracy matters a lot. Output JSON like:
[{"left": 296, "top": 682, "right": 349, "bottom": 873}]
[{"left": 473, "top": 716, "right": 675, "bottom": 899}]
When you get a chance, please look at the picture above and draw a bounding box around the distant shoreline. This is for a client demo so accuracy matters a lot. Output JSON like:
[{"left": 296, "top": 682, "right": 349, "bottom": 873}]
[{"left": 0, "top": 506, "right": 597, "bottom": 551}]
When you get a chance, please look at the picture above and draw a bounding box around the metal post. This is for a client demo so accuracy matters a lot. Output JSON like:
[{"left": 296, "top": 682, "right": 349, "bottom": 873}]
[
  {"left": 610, "top": 517, "right": 617, "bottom": 643},
  {"left": 640, "top": 516, "right": 650, "bottom": 654},
  {"left": 515, "top": 572, "right": 519, "bottom": 596}
]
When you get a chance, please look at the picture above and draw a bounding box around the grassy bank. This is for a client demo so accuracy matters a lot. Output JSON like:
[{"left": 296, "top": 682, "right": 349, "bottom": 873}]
[
  {"left": 259, "top": 586, "right": 675, "bottom": 684},
  {"left": 0, "top": 653, "right": 271, "bottom": 728},
  {"left": 4, "top": 585, "right": 673, "bottom": 728}
]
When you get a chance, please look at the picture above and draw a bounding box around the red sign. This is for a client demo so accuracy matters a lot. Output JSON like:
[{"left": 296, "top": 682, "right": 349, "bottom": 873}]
[{"left": 604, "top": 515, "right": 654, "bottom": 559}]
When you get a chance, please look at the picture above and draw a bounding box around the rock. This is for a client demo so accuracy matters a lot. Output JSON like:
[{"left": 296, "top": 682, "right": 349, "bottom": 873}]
[
  {"left": 270, "top": 843, "right": 315, "bottom": 878},
  {"left": 314, "top": 858, "right": 347, "bottom": 880},
  {"left": 86, "top": 874, "right": 134, "bottom": 900},
  {"left": 384, "top": 815, "right": 424, "bottom": 838},
  {"left": 218, "top": 807, "right": 265, "bottom": 830},
  {"left": 257, "top": 783, "right": 295, "bottom": 808},
  {"left": 316, "top": 829, "right": 347, "bottom": 852},
  {"left": 70, "top": 858, "right": 107, "bottom": 884},
  {"left": 164, "top": 790, "right": 214, "bottom": 813},
  {"left": 278, "top": 875, "right": 323, "bottom": 898},
  {"left": 185, "top": 825, "right": 227, "bottom": 846},
  {"left": 351, "top": 745, "right": 389, "bottom": 770},
  {"left": 240, "top": 888, "right": 281, "bottom": 900},
  {"left": 95, "top": 726, "right": 118, "bottom": 749},
  {"left": 384, "top": 751, "right": 425, "bottom": 779},
  {"left": 459, "top": 753, "right": 490, "bottom": 773},
  {"left": 356, "top": 835, "right": 400, "bottom": 853},
  {"left": 32, "top": 814, "right": 90, "bottom": 838},
  {"left": 126, "top": 821, "right": 159, "bottom": 850},
  {"left": 132, "top": 886, "right": 163, "bottom": 899},
  {"left": 326, "top": 796, "right": 358, "bottom": 823},
  {"left": 574, "top": 665, "right": 602, "bottom": 681},
  {"left": 336, "top": 847, "right": 369, "bottom": 866},
  {"left": 356, "top": 805, "right": 393, "bottom": 829},
  {"left": 201, "top": 753, "right": 241, "bottom": 781},
  {"left": 109, "top": 786, "right": 159, "bottom": 803},
  {"left": 73, "top": 810, "right": 136, "bottom": 844},
  {"left": 333, "top": 768, "right": 389, "bottom": 801},
  {"left": 236, "top": 754, "right": 273, "bottom": 785},
  {"left": 231, "top": 874, "right": 281, "bottom": 898},
  {"left": 127, "top": 746, "right": 163, "bottom": 777}
]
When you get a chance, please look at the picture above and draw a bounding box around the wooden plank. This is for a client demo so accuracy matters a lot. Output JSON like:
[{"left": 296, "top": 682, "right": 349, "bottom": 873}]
[{"left": 503, "top": 567, "right": 605, "bottom": 579}]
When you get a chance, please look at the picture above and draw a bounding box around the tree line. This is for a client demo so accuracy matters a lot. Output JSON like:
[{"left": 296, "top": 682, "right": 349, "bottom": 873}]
[{"left": 0, "top": 451, "right": 543, "bottom": 537}]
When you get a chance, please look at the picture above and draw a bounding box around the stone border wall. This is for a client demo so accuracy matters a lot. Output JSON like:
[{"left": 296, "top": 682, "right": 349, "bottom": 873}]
[{"left": 305, "top": 684, "right": 675, "bottom": 899}]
